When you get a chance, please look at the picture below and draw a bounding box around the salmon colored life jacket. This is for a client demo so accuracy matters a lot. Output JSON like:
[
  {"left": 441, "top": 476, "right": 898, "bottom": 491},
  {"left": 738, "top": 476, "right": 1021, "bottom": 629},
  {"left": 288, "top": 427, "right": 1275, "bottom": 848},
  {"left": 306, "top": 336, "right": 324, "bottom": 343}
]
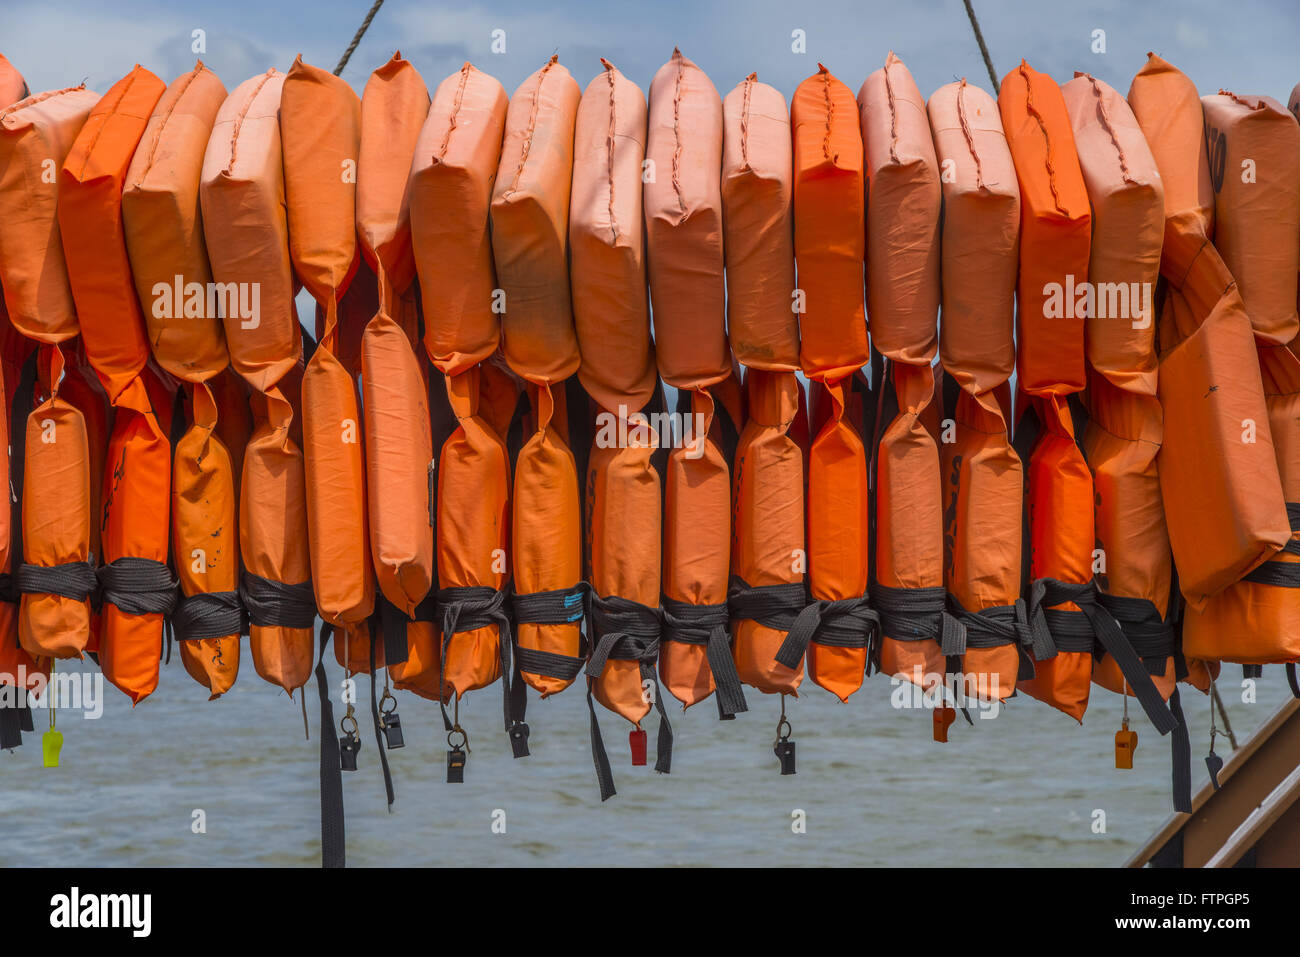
[
  {"left": 1180, "top": 90, "right": 1300, "bottom": 667},
  {"left": 59, "top": 65, "right": 175, "bottom": 705},
  {"left": 569, "top": 58, "right": 672, "bottom": 798},
  {"left": 411, "top": 62, "right": 526, "bottom": 774},
  {"left": 860, "top": 54, "right": 958, "bottom": 722},
  {"left": 0, "top": 83, "right": 100, "bottom": 665},
  {"left": 356, "top": 53, "right": 441, "bottom": 700},
  {"left": 0, "top": 53, "right": 25, "bottom": 107},
  {"left": 786, "top": 64, "right": 875, "bottom": 708},
  {"left": 928, "top": 79, "right": 1025, "bottom": 710},
  {"left": 720, "top": 74, "right": 807, "bottom": 705},
  {"left": 122, "top": 61, "right": 240, "bottom": 699},
  {"left": 642, "top": 49, "right": 746, "bottom": 718},
  {"left": 1059, "top": 74, "right": 1183, "bottom": 719},
  {"left": 1127, "top": 56, "right": 1282, "bottom": 701},
  {"left": 1001, "top": 61, "right": 1175, "bottom": 734},
  {"left": 202, "top": 69, "right": 316, "bottom": 695},
  {"left": 490, "top": 55, "right": 587, "bottom": 709}
]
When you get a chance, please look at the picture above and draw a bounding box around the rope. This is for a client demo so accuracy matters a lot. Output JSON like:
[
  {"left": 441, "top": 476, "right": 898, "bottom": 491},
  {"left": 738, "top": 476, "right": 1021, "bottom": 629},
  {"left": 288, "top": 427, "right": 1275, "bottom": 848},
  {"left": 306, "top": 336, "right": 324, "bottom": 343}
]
[
  {"left": 963, "top": 0, "right": 999, "bottom": 91},
  {"left": 333, "top": 0, "right": 385, "bottom": 77}
]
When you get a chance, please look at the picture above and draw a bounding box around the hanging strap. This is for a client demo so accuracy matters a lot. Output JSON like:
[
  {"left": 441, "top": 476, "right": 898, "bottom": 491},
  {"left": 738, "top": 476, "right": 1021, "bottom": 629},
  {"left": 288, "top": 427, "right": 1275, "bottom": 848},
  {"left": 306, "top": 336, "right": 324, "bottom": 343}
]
[
  {"left": 240, "top": 570, "right": 317, "bottom": 629},
  {"left": 774, "top": 592, "right": 879, "bottom": 670},
  {"left": 368, "top": 631, "right": 395, "bottom": 811},
  {"left": 315, "top": 622, "right": 345, "bottom": 868},
  {"left": 511, "top": 581, "right": 589, "bottom": 683},
  {"left": 1028, "top": 577, "right": 1177, "bottom": 735},
  {"left": 1167, "top": 686, "right": 1193, "bottom": 813},
  {"left": 97, "top": 557, "right": 179, "bottom": 617},
  {"left": 172, "top": 590, "right": 247, "bottom": 640},
  {"left": 873, "top": 583, "right": 967, "bottom": 656},
  {"left": 661, "top": 595, "right": 748, "bottom": 717},
  {"left": 585, "top": 593, "right": 670, "bottom": 801},
  {"left": 374, "top": 591, "right": 410, "bottom": 667}
]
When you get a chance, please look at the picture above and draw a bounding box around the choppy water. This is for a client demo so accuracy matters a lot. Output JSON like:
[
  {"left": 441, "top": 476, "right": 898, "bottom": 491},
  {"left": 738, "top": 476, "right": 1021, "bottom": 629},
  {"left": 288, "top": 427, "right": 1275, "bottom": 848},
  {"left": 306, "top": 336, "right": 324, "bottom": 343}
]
[{"left": 0, "top": 654, "right": 1289, "bottom": 867}]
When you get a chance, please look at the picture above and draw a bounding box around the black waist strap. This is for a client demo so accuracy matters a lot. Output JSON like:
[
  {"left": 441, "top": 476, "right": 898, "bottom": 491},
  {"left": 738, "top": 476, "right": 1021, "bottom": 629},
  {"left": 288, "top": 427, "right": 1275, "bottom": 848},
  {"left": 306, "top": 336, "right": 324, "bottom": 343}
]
[
  {"left": 1096, "top": 593, "right": 1174, "bottom": 675},
  {"left": 727, "top": 577, "right": 806, "bottom": 632},
  {"left": 437, "top": 584, "right": 524, "bottom": 742},
  {"left": 16, "top": 560, "right": 98, "bottom": 603},
  {"left": 240, "top": 570, "right": 317, "bottom": 629},
  {"left": 511, "top": 583, "right": 589, "bottom": 682},
  {"left": 1029, "top": 577, "right": 1177, "bottom": 735},
  {"left": 661, "top": 595, "right": 748, "bottom": 718},
  {"left": 947, "top": 596, "right": 1034, "bottom": 650},
  {"left": 1241, "top": 502, "right": 1300, "bottom": 585},
  {"left": 774, "top": 592, "right": 879, "bottom": 670},
  {"left": 97, "top": 557, "right": 179, "bottom": 616},
  {"left": 873, "top": 583, "right": 966, "bottom": 656},
  {"left": 172, "top": 590, "right": 247, "bottom": 641},
  {"left": 585, "top": 593, "right": 671, "bottom": 801}
]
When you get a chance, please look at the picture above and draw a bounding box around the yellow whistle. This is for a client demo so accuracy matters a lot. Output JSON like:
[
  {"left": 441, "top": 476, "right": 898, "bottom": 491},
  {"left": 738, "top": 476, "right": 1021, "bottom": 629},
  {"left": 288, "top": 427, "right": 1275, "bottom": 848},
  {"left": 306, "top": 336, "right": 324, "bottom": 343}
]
[
  {"left": 1115, "top": 719, "right": 1137, "bottom": 770},
  {"left": 42, "top": 729, "right": 63, "bottom": 768}
]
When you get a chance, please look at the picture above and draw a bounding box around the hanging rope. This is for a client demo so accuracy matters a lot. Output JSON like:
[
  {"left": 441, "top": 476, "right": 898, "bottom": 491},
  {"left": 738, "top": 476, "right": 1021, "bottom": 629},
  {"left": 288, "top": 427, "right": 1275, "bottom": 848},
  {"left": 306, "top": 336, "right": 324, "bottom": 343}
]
[
  {"left": 963, "top": 0, "right": 999, "bottom": 91},
  {"left": 334, "top": 0, "right": 385, "bottom": 76}
]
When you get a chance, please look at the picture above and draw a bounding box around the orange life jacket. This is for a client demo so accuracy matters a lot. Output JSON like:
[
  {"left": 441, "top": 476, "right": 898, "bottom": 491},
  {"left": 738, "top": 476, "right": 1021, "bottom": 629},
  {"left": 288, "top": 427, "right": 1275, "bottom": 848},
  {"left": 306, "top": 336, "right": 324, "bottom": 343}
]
[
  {"left": 59, "top": 65, "right": 174, "bottom": 705},
  {"left": 861, "top": 54, "right": 957, "bottom": 721},
  {"left": 202, "top": 69, "right": 316, "bottom": 695},
  {"left": 570, "top": 59, "right": 672, "bottom": 798},
  {"left": 929, "top": 79, "right": 1025, "bottom": 712},
  {"left": 490, "top": 55, "right": 587, "bottom": 710},
  {"left": 787, "top": 64, "right": 874, "bottom": 709},
  {"left": 123, "top": 61, "right": 239, "bottom": 698},
  {"left": 643, "top": 50, "right": 746, "bottom": 718},
  {"left": 1180, "top": 91, "right": 1300, "bottom": 664},
  {"left": 720, "top": 75, "right": 807, "bottom": 711}
]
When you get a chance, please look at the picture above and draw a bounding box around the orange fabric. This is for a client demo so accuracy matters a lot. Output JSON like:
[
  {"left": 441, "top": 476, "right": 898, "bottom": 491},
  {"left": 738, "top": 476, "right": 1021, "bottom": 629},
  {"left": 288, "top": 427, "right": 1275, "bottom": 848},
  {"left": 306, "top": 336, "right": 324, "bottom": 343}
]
[
  {"left": 1200, "top": 92, "right": 1299, "bottom": 346},
  {"left": 732, "top": 369, "right": 806, "bottom": 695},
  {"left": 644, "top": 49, "right": 729, "bottom": 390},
  {"left": 1000, "top": 61, "right": 1094, "bottom": 720},
  {"left": 0, "top": 52, "right": 26, "bottom": 106},
  {"left": 791, "top": 65, "right": 867, "bottom": 380},
  {"left": 58, "top": 65, "right": 169, "bottom": 704},
  {"left": 721, "top": 74, "right": 798, "bottom": 371},
  {"left": 0, "top": 85, "right": 99, "bottom": 344},
  {"left": 437, "top": 366, "right": 509, "bottom": 697},
  {"left": 861, "top": 54, "right": 946, "bottom": 690},
  {"left": 1063, "top": 74, "right": 1174, "bottom": 701},
  {"left": 123, "top": 61, "right": 229, "bottom": 382},
  {"left": 491, "top": 55, "right": 582, "bottom": 386},
  {"left": 1128, "top": 54, "right": 1290, "bottom": 606},
  {"left": 570, "top": 59, "right": 655, "bottom": 415},
  {"left": 202, "top": 69, "right": 312, "bottom": 693},
  {"left": 282, "top": 56, "right": 372, "bottom": 630},
  {"left": 18, "top": 346, "right": 91, "bottom": 659},
  {"left": 411, "top": 63, "right": 507, "bottom": 377},
  {"left": 930, "top": 79, "right": 1022, "bottom": 701}
]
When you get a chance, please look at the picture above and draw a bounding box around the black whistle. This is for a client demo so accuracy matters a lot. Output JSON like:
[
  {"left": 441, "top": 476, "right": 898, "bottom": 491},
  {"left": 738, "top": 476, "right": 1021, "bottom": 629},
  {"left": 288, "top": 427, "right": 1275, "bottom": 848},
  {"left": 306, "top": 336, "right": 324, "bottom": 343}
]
[
  {"left": 1206, "top": 750, "right": 1224, "bottom": 790},
  {"left": 775, "top": 739, "right": 796, "bottom": 775},
  {"left": 382, "top": 711, "right": 405, "bottom": 750},
  {"left": 509, "top": 722, "right": 531, "bottom": 759},
  {"left": 340, "top": 732, "right": 361, "bottom": 772},
  {"left": 447, "top": 748, "right": 466, "bottom": 784}
]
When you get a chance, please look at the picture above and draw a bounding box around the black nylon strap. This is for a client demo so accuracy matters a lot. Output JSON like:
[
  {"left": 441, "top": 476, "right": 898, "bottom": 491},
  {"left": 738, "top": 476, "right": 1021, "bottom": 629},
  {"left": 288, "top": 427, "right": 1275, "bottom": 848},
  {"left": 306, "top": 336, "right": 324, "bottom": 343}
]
[
  {"left": 1168, "top": 687, "right": 1193, "bottom": 813},
  {"left": 512, "top": 582, "right": 589, "bottom": 682},
  {"left": 1286, "top": 663, "right": 1299, "bottom": 699},
  {"left": 1029, "top": 577, "right": 1178, "bottom": 735},
  {"left": 1281, "top": 502, "right": 1300, "bottom": 555},
  {"left": 16, "top": 561, "right": 99, "bottom": 602},
  {"left": 98, "top": 556, "right": 179, "bottom": 617},
  {"left": 172, "top": 590, "right": 246, "bottom": 640},
  {"left": 1242, "top": 559, "right": 1300, "bottom": 587},
  {"left": 946, "top": 596, "right": 1034, "bottom": 650},
  {"left": 368, "top": 632, "right": 395, "bottom": 811},
  {"left": 375, "top": 591, "right": 410, "bottom": 667},
  {"left": 585, "top": 594, "right": 672, "bottom": 801},
  {"left": 774, "top": 593, "right": 879, "bottom": 670},
  {"left": 240, "top": 570, "right": 317, "bottom": 629},
  {"left": 7, "top": 350, "right": 38, "bottom": 597},
  {"left": 727, "top": 577, "right": 806, "bottom": 632},
  {"left": 315, "top": 623, "right": 345, "bottom": 868},
  {"left": 661, "top": 595, "right": 748, "bottom": 717},
  {"left": 873, "top": 583, "right": 966, "bottom": 656},
  {"left": 1098, "top": 593, "right": 1174, "bottom": 676},
  {"left": 437, "top": 585, "right": 523, "bottom": 738}
]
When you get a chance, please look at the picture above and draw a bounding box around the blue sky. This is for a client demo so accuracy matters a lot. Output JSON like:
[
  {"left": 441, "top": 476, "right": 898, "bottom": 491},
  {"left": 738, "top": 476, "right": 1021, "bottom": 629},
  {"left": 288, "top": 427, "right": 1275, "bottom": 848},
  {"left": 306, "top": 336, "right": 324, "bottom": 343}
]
[{"left": 4, "top": 0, "right": 1298, "bottom": 108}]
